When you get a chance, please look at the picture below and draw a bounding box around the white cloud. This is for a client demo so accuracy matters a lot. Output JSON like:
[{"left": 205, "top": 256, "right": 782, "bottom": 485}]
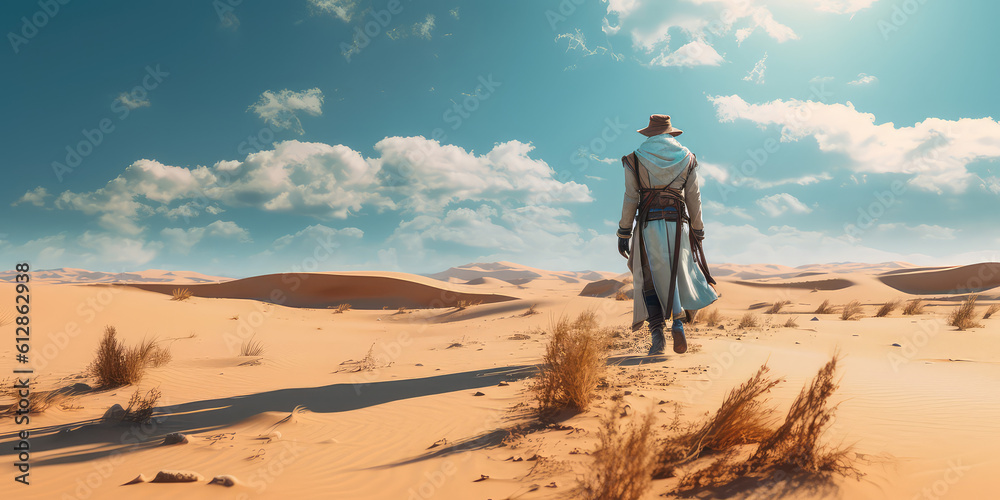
[
  {"left": 876, "top": 223, "right": 957, "bottom": 240},
  {"left": 115, "top": 92, "right": 150, "bottom": 110},
  {"left": 708, "top": 94, "right": 1000, "bottom": 192},
  {"left": 388, "top": 14, "right": 437, "bottom": 41},
  {"left": 77, "top": 232, "right": 160, "bottom": 265},
  {"left": 847, "top": 73, "right": 878, "bottom": 85},
  {"left": 652, "top": 39, "right": 725, "bottom": 67},
  {"left": 13, "top": 187, "right": 49, "bottom": 207},
  {"left": 308, "top": 0, "right": 357, "bottom": 22},
  {"left": 755, "top": 193, "right": 812, "bottom": 217},
  {"left": 249, "top": 88, "right": 324, "bottom": 134},
  {"left": 808, "top": 0, "right": 880, "bottom": 15},
  {"left": 734, "top": 172, "right": 833, "bottom": 189},
  {"left": 743, "top": 52, "right": 767, "bottom": 83},
  {"left": 161, "top": 221, "right": 251, "bottom": 254},
  {"left": 556, "top": 29, "right": 624, "bottom": 62},
  {"left": 42, "top": 137, "right": 591, "bottom": 232},
  {"left": 704, "top": 200, "right": 754, "bottom": 220}
]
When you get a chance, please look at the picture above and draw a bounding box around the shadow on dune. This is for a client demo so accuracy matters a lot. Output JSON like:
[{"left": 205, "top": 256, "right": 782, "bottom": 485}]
[
  {"left": 675, "top": 469, "right": 841, "bottom": 499},
  {"left": 0, "top": 365, "right": 540, "bottom": 467}
]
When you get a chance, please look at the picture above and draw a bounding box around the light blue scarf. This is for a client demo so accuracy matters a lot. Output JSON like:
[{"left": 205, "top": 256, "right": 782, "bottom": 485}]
[{"left": 635, "top": 135, "right": 692, "bottom": 186}]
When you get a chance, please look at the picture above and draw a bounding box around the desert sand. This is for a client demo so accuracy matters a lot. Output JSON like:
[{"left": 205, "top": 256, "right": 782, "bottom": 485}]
[{"left": 2, "top": 260, "right": 1000, "bottom": 499}]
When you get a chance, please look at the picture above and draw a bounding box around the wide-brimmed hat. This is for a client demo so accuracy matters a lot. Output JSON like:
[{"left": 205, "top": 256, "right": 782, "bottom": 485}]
[{"left": 637, "top": 114, "right": 683, "bottom": 137}]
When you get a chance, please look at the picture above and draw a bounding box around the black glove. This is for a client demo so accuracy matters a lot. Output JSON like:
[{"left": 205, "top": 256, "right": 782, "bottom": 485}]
[
  {"left": 692, "top": 228, "right": 705, "bottom": 241},
  {"left": 618, "top": 237, "right": 630, "bottom": 259}
]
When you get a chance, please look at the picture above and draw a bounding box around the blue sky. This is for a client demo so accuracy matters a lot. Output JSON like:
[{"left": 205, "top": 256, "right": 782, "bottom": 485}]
[{"left": 2, "top": 0, "right": 998, "bottom": 277}]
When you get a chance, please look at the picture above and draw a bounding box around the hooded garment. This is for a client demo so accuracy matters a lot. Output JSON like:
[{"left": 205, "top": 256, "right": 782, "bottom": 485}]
[{"left": 619, "top": 134, "right": 718, "bottom": 331}]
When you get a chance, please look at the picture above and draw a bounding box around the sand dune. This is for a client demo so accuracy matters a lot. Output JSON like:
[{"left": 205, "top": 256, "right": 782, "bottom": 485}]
[
  {"left": 0, "top": 267, "right": 230, "bottom": 284},
  {"left": 426, "top": 261, "right": 617, "bottom": 285},
  {"left": 123, "top": 272, "right": 519, "bottom": 309},
  {"left": 877, "top": 262, "right": 1000, "bottom": 294},
  {"left": 732, "top": 277, "right": 855, "bottom": 291}
]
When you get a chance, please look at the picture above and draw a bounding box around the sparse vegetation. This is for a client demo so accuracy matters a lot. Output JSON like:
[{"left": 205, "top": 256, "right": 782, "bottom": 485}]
[
  {"left": 840, "top": 300, "right": 864, "bottom": 321},
  {"left": 456, "top": 299, "right": 483, "bottom": 310},
  {"left": 534, "top": 311, "right": 609, "bottom": 420},
  {"left": 121, "top": 387, "right": 161, "bottom": 423},
  {"left": 765, "top": 300, "right": 790, "bottom": 314},
  {"left": 614, "top": 290, "right": 629, "bottom": 301},
  {"left": 662, "top": 355, "right": 859, "bottom": 491},
  {"left": 984, "top": 303, "right": 999, "bottom": 320},
  {"left": 580, "top": 406, "right": 657, "bottom": 500},
  {"left": 702, "top": 309, "right": 724, "bottom": 327},
  {"left": 521, "top": 304, "right": 540, "bottom": 316},
  {"left": 90, "top": 327, "right": 162, "bottom": 387},
  {"left": 875, "top": 299, "right": 902, "bottom": 318},
  {"left": 171, "top": 288, "right": 193, "bottom": 301},
  {"left": 949, "top": 295, "right": 983, "bottom": 330},
  {"left": 903, "top": 299, "right": 926, "bottom": 315},
  {"left": 334, "top": 303, "right": 352, "bottom": 314},
  {"left": 229, "top": 314, "right": 239, "bottom": 320},
  {"left": 240, "top": 335, "right": 265, "bottom": 356},
  {"left": 814, "top": 299, "right": 837, "bottom": 314},
  {"left": 783, "top": 316, "right": 800, "bottom": 328},
  {"left": 737, "top": 312, "right": 760, "bottom": 330},
  {"left": 1, "top": 380, "right": 68, "bottom": 416}
]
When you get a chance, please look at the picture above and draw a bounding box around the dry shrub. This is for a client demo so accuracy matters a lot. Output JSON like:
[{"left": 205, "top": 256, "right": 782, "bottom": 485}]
[
  {"left": 534, "top": 311, "right": 609, "bottom": 419},
  {"left": 747, "top": 355, "right": 855, "bottom": 475},
  {"left": 766, "top": 300, "right": 790, "bottom": 314},
  {"left": 814, "top": 300, "right": 837, "bottom": 314},
  {"left": 949, "top": 295, "right": 983, "bottom": 330},
  {"left": 240, "top": 335, "right": 265, "bottom": 356},
  {"left": 90, "top": 327, "right": 157, "bottom": 388},
  {"left": 675, "top": 355, "right": 859, "bottom": 491},
  {"left": 147, "top": 343, "right": 172, "bottom": 368},
  {"left": 614, "top": 290, "right": 629, "bottom": 301},
  {"left": 839, "top": 301, "right": 864, "bottom": 321},
  {"left": 334, "top": 303, "right": 352, "bottom": 314},
  {"left": 737, "top": 312, "right": 760, "bottom": 330},
  {"left": 875, "top": 299, "right": 902, "bottom": 318},
  {"left": 171, "top": 288, "right": 192, "bottom": 301},
  {"left": 455, "top": 299, "right": 482, "bottom": 310},
  {"left": 985, "top": 303, "right": 1000, "bottom": 320},
  {"left": 702, "top": 309, "right": 724, "bottom": 327},
  {"left": 902, "top": 299, "right": 925, "bottom": 315},
  {"left": 522, "top": 304, "right": 540, "bottom": 316},
  {"left": 783, "top": 316, "right": 800, "bottom": 328},
  {"left": 580, "top": 406, "right": 657, "bottom": 500},
  {"left": 122, "top": 387, "right": 161, "bottom": 423},
  {"left": 654, "top": 364, "right": 780, "bottom": 479},
  {"left": 1, "top": 381, "right": 68, "bottom": 416}
]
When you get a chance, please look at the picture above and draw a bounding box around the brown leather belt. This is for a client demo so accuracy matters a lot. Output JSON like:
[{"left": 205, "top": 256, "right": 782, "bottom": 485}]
[{"left": 646, "top": 209, "right": 681, "bottom": 222}]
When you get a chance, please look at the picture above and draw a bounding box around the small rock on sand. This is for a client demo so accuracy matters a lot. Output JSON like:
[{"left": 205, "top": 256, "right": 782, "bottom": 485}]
[
  {"left": 208, "top": 475, "right": 240, "bottom": 487},
  {"left": 103, "top": 404, "right": 125, "bottom": 421},
  {"left": 122, "top": 474, "right": 149, "bottom": 485},
  {"left": 162, "top": 433, "right": 189, "bottom": 445},
  {"left": 151, "top": 470, "right": 204, "bottom": 483},
  {"left": 473, "top": 391, "right": 485, "bottom": 396}
]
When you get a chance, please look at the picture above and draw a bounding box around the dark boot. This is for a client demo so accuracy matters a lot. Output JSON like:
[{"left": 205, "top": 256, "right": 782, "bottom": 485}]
[
  {"left": 671, "top": 319, "right": 687, "bottom": 354},
  {"left": 648, "top": 325, "right": 666, "bottom": 355}
]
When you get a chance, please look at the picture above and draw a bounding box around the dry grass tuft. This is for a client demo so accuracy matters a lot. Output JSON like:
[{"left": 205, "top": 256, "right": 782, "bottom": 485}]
[
  {"left": 702, "top": 309, "right": 724, "bottom": 327},
  {"left": 674, "top": 355, "right": 860, "bottom": 491},
  {"left": 614, "top": 290, "right": 630, "bottom": 301},
  {"left": 654, "top": 364, "right": 780, "bottom": 479},
  {"left": 949, "top": 295, "right": 983, "bottom": 330},
  {"left": 522, "top": 304, "right": 540, "bottom": 316},
  {"left": 171, "top": 288, "right": 193, "bottom": 301},
  {"left": 766, "top": 300, "right": 791, "bottom": 314},
  {"left": 875, "top": 299, "right": 902, "bottom": 318},
  {"left": 1, "top": 381, "right": 69, "bottom": 416},
  {"left": 902, "top": 299, "right": 925, "bottom": 315},
  {"left": 146, "top": 343, "right": 172, "bottom": 368},
  {"left": 455, "top": 299, "right": 482, "bottom": 310},
  {"left": 814, "top": 299, "right": 837, "bottom": 315},
  {"left": 580, "top": 406, "right": 657, "bottom": 500},
  {"left": 122, "top": 387, "right": 161, "bottom": 423},
  {"left": 983, "top": 303, "right": 999, "bottom": 320},
  {"left": 90, "top": 327, "right": 159, "bottom": 388},
  {"left": 839, "top": 301, "right": 864, "bottom": 321},
  {"left": 334, "top": 303, "right": 352, "bottom": 314},
  {"left": 534, "top": 311, "right": 609, "bottom": 420},
  {"left": 240, "top": 335, "right": 265, "bottom": 356},
  {"left": 737, "top": 312, "right": 760, "bottom": 330},
  {"left": 783, "top": 316, "right": 800, "bottom": 328}
]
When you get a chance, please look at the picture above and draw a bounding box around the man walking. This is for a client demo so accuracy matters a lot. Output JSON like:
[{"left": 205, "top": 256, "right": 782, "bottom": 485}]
[{"left": 618, "top": 114, "right": 719, "bottom": 355}]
